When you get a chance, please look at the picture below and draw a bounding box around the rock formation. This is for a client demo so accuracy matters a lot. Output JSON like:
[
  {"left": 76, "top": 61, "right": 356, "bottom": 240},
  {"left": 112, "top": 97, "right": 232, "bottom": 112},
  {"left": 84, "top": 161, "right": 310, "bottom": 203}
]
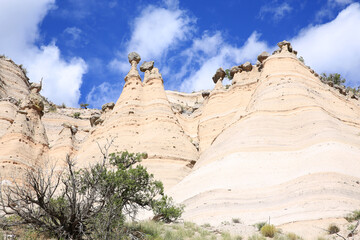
[
  {"left": 1, "top": 41, "right": 360, "bottom": 237},
  {"left": 0, "top": 57, "right": 48, "bottom": 181}
]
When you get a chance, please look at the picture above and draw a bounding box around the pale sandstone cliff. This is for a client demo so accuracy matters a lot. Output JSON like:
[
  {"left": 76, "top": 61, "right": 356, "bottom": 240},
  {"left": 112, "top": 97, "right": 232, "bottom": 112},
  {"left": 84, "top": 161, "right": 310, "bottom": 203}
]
[{"left": 1, "top": 41, "right": 360, "bottom": 238}]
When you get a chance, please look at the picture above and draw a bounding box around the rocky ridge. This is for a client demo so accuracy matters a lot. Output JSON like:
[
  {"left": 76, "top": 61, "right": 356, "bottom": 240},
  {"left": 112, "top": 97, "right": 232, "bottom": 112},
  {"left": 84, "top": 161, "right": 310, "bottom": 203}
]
[{"left": 1, "top": 42, "right": 360, "bottom": 238}]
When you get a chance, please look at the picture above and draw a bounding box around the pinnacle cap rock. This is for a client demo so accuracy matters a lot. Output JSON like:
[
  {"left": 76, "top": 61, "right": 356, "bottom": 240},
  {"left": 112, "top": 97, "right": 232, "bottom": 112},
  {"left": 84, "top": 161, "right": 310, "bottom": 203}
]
[
  {"left": 277, "top": 40, "right": 291, "bottom": 48},
  {"left": 257, "top": 51, "right": 270, "bottom": 63},
  {"left": 212, "top": 68, "right": 226, "bottom": 83},
  {"left": 128, "top": 52, "right": 141, "bottom": 64},
  {"left": 241, "top": 62, "right": 252, "bottom": 72},
  {"left": 102, "top": 102, "right": 115, "bottom": 112},
  {"left": 277, "top": 40, "right": 293, "bottom": 52},
  {"left": 230, "top": 66, "right": 241, "bottom": 78},
  {"left": 202, "top": 91, "right": 210, "bottom": 98},
  {"left": 140, "top": 61, "right": 154, "bottom": 72}
]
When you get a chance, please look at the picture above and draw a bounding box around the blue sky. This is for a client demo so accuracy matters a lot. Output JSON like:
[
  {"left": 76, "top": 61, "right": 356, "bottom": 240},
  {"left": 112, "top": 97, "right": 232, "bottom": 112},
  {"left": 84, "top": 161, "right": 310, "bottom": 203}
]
[{"left": 0, "top": 0, "right": 359, "bottom": 108}]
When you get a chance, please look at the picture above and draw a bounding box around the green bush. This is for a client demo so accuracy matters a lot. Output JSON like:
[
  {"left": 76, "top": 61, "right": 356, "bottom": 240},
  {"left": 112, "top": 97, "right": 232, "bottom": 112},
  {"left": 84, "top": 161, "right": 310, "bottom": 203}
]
[
  {"left": 260, "top": 224, "right": 277, "bottom": 238},
  {"left": 73, "top": 112, "right": 81, "bottom": 119},
  {"left": 298, "top": 56, "right": 305, "bottom": 64},
  {"left": 49, "top": 105, "right": 57, "bottom": 112},
  {"left": 0, "top": 150, "right": 183, "bottom": 239},
  {"left": 345, "top": 210, "right": 360, "bottom": 222},
  {"left": 255, "top": 221, "right": 267, "bottom": 231},
  {"left": 321, "top": 73, "right": 346, "bottom": 85},
  {"left": 248, "top": 234, "right": 266, "bottom": 240},
  {"left": 80, "top": 103, "right": 89, "bottom": 109},
  {"left": 274, "top": 233, "right": 303, "bottom": 240},
  {"left": 327, "top": 224, "right": 340, "bottom": 234},
  {"left": 152, "top": 195, "right": 184, "bottom": 223}
]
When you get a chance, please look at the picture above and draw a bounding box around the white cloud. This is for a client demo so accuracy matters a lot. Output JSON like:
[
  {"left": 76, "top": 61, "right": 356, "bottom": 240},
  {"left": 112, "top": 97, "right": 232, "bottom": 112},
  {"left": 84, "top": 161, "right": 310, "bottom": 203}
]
[
  {"left": 86, "top": 82, "right": 122, "bottom": 108},
  {"left": 259, "top": 2, "right": 293, "bottom": 21},
  {"left": 315, "top": 0, "right": 353, "bottom": 21},
  {"left": 292, "top": 2, "right": 360, "bottom": 86},
  {"left": 0, "top": 0, "right": 87, "bottom": 107},
  {"left": 64, "top": 27, "right": 82, "bottom": 41},
  {"left": 110, "top": 2, "right": 195, "bottom": 73},
  {"left": 180, "top": 32, "right": 270, "bottom": 92},
  {"left": 26, "top": 44, "right": 87, "bottom": 106}
]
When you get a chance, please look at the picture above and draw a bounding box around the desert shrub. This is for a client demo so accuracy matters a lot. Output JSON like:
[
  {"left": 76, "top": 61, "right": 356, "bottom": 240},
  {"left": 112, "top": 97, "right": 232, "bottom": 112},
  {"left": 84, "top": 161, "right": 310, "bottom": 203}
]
[
  {"left": 321, "top": 73, "right": 346, "bottom": 85},
  {"left": 201, "top": 223, "right": 211, "bottom": 228},
  {"left": 221, "top": 232, "right": 242, "bottom": 240},
  {"left": 248, "top": 234, "right": 266, "bottom": 240},
  {"left": 298, "top": 56, "right": 305, "bottom": 64},
  {"left": 274, "top": 233, "right": 303, "bottom": 240},
  {"left": 327, "top": 224, "right": 340, "bottom": 234},
  {"left": 49, "top": 104, "right": 57, "bottom": 112},
  {"left": 224, "top": 69, "right": 233, "bottom": 80},
  {"left": 0, "top": 149, "right": 183, "bottom": 239},
  {"left": 255, "top": 221, "right": 267, "bottom": 231},
  {"left": 80, "top": 103, "right": 89, "bottom": 109},
  {"left": 260, "top": 224, "right": 277, "bottom": 237},
  {"left": 73, "top": 112, "right": 81, "bottom": 119},
  {"left": 345, "top": 210, "right": 360, "bottom": 222},
  {"left": 285, "top": 233, "right": 303, "bottom": 240},
  {"left": 152, "top": 195, "right": 184, "bottom": 223},
  {"left": 232, "top": 218, "right": 241, "bottom": 223}
]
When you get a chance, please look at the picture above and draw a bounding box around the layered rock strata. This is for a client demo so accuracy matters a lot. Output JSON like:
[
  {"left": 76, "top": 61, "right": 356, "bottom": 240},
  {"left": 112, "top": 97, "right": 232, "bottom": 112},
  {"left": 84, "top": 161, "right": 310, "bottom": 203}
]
[
  {"left": 1, "top": 41, "right": 360, "bottom": 233},
  {"left": 75, "top": 55, "right": 198, "bottom": 188}
]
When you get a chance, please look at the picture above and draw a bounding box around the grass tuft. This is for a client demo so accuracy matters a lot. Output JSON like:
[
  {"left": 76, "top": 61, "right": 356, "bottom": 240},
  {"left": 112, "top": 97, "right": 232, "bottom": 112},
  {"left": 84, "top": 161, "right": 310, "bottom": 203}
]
[{"left": 260, "top": 224, "right": 277, "bottom": 238}]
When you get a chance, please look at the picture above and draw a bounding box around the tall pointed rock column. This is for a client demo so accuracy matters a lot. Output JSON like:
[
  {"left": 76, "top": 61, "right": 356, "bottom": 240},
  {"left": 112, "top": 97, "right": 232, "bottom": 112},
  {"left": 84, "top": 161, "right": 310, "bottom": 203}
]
[
  {"left": 75, "top": 52, "right": 144, "bottom": 165},
  {"left": 139, "top": 61, "right": 198, "bottom": 187},
  {"left": 75, "top": 58, "right": 198, "bottom": 188}
]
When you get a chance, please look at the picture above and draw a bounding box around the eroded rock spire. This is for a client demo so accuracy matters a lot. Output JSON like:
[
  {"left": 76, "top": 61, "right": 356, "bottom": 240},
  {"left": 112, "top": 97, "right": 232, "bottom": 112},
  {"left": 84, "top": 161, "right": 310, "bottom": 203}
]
[{"left": 125, "top": 52, "right": 141, "bottom": 82}]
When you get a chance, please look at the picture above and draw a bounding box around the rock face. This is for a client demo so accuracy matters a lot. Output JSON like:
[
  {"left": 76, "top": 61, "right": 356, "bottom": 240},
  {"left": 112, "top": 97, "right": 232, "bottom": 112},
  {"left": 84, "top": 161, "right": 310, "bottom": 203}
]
[
  {"left": 169, "top": 42, "right": 360, "bottom": 228},
  {"left": 212, "top": 68, "right": 226, "bottom": 83},
  {"left": 1, "top": 42, "right": 360, "bottom": 236},
  {"left": 128, "top": 52, "right": 141, "bottom": 64},
  {"left": 140, "top": 61, "right": 154, "bottom": 72},
  {"left": 257, "top": 51, "right": 270, "bottom": 63},
  {"left": 0, "top": 58, "right": 48, "bottom": 181},
  {"left": 241, "top": 61, "right": 253, "bottom": 71}
]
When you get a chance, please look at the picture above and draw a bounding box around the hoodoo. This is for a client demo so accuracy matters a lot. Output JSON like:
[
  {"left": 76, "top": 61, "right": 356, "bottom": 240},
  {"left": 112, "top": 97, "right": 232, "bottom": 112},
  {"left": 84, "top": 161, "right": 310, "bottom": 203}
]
[
  {"left": 1, "top": 40, "right": 360, "bottom": 237},
  {"left": 74, "top": 53, "right": 198, "bottom": 188}
]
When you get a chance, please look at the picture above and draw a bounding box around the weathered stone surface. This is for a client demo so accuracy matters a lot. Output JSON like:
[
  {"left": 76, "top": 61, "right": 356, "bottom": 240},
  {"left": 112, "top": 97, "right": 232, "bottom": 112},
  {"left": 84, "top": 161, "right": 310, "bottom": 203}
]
[
  {"left": 277, "top": 40, "right": 293, "bottom": 52},
  {"left": 1, "top": 47, "right": 360, "bottom": 239},
  {"left": 257, "top": 51, "right": 270, "bottom": 63},
  {"left": 101, "top": 102, "right": 115, "bottom": 112},
  {"left": 326, "top": 81, "right": 334, "bottom": 87},
  {"left": 212, "top": 68, "right": 226, "bottom": 83},
  {"left": 128, "top": 52, "right": 141, "bottom": 64},
  {"left": 90, "top": 113, "right": 101, "bottom": 127},
  {"left": 140, "top": 61, "right": 154, "bottom": 72},
  {"left": 334, "top": 84, "right": 346, "bottom": 95},
  {"left": 241, "top": 62, "right": 253, "bottom": 72},
  {"left": 230, "top": 66, "right": 241, "bottom": 78},
  {"left": 202, "top": 91, "right": 210, "bottom": 98}
]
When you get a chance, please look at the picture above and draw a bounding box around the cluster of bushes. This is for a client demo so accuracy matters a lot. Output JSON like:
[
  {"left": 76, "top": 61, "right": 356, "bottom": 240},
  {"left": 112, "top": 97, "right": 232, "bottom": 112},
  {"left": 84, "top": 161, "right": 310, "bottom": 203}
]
[
  {"left": 0, "top": 148, "right": 183, "bottom": 239},
  {"left": 321, "top": 73, "right": 360, "bottom": 97}
]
